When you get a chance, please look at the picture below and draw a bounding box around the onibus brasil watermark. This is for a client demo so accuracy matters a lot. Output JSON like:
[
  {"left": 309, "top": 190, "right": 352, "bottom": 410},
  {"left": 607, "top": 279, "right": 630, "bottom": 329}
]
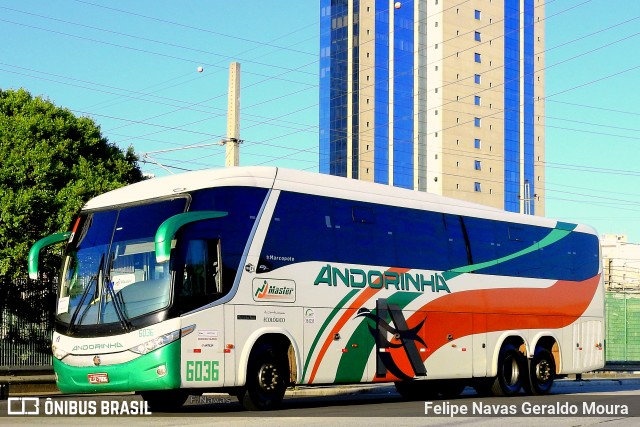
[
  {"left": 7, "top": 397, "right": 151, "bottom": 416},
  {"left": 5, "top": 395, "right": 234, "bottom": 416}
]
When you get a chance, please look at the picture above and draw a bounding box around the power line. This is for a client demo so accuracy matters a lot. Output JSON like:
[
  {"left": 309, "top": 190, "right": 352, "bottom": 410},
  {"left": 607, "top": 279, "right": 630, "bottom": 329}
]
[
  {"left": 3, "top": 0, "right": 636, "bottom": 207},
  {"left": 0, "top": 6, "right": 318, "bottom": 78},
  {"left": 0, "top": 18, "right": 316, "bottom": 88},
  {"left": 119, "top": 9, "right": 628, "bottom": 169},
  {"left": 3, "top": 0, "right": 620, "bottom": 153},
  {"left": 72, "top": 0, "right": 318, "bottom": 58},
  {"left": 546, "top": 99, "right": 640, "bottom": 117}
]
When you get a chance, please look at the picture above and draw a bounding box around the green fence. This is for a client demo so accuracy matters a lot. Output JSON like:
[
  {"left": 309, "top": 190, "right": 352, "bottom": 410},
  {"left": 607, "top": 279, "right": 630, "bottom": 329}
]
[
  {"left": 606, "top": 292, "right": 640, "bottom": 362},
  {"left": 0, "top": 276, "right": 55, "bottom": 368}
]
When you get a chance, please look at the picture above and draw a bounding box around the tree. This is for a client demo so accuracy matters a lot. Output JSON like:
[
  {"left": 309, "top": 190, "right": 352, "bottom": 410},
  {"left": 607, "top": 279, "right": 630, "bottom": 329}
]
[{"left": 0, "top": 88, "right": 144, "bottom": 279}]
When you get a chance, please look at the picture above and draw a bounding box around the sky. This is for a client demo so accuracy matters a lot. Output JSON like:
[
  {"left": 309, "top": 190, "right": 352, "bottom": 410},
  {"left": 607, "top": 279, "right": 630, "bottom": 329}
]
[{"left": 1, "top": 0, "right": 639, "bottom": 242}]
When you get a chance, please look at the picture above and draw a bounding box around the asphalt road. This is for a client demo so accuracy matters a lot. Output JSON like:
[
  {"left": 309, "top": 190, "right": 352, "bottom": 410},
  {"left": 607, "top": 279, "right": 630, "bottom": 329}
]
[{"left": 2, "top": 379, "right": 640, "bottom": 426}]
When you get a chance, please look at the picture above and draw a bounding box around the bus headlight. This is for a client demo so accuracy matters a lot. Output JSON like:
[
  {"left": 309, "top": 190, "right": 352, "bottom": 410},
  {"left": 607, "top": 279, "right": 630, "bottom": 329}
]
[
  {"left": 52, "top": 344, "right": 69, "bottom": 360},
  {"left": 130, "top": 330, "right": 180, "bottom": 355}
]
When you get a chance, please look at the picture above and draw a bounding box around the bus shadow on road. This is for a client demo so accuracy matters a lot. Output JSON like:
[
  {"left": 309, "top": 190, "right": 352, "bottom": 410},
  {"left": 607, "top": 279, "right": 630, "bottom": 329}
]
[{"left": 174, "top": 381, "right": 640, "bottom": 416}]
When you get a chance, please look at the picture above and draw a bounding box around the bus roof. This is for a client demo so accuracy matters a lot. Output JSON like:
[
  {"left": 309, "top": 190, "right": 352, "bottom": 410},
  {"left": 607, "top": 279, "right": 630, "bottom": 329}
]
[
  {"left": 82, "top": 166, "right": 595, "bottom": 235},
  {"left": 83, "top": 166, "right": 277, "bottom": 210}
]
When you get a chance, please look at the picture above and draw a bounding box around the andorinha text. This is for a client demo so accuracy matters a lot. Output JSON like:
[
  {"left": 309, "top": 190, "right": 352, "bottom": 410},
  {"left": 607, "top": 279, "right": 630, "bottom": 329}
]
[
  {"left": 314, "top": 265, "right": 451, "bottom": 293},
  {"left": 72, "top": 343, "right": 123, "bottom": 352}
]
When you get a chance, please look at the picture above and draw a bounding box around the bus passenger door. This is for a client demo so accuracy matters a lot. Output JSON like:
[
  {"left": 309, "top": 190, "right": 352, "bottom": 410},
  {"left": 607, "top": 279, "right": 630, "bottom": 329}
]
[{"left": 177, "top": 238, "right": 227, "bottom": 388}]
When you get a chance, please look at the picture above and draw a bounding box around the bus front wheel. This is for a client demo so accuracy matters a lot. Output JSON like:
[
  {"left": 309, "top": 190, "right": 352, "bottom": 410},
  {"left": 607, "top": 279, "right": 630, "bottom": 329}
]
[
  {"left": 491, "top": 343, "right": 525, "bottom": 397},
  {"left": 239, "top": 342, "right": 289, "bottom": 410}
]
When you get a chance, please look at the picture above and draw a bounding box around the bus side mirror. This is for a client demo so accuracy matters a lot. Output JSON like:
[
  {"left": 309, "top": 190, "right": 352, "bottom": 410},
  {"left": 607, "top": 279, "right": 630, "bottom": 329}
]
[
  {"left": 28, "top": 232, "right": 71, "bottom": 280},
  {"left": 155, "top": 211, "right": 228, "bottom": 263}
]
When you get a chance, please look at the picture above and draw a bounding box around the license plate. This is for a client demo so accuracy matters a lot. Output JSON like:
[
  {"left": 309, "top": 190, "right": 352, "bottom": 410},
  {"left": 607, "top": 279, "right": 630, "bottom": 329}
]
[{"left": 88, "top": 373, "right": 109, "bottom": 384}]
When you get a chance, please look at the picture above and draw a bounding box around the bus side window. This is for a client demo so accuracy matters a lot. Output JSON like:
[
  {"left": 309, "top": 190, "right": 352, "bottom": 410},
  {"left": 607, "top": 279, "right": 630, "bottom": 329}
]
[{"left": 180, "top": 239, "right": 222, "bottom": 299}]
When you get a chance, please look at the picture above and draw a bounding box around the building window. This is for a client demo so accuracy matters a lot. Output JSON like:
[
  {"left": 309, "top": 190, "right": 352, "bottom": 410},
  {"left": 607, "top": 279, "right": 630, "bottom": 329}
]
[
  {"left": 475, "top": 160, "right": 481, "bottom": 170},
  {"left": 474, "top": 74, "right": 481, "bottom": 84},
  {"left": 474, "top": 117, "right": 481, "bottom": 127},
  {"left": 474, "top": 182, "right": 482, "bottom": 192},
  {"left": 474, "top": 9, "right": 481, "bottom": 20},
  {"left": 474, "top": 138, "right": 481, "bottom": 149},
  {"left": 474, "top": 53, "right": 481, "bottom": 63},
  {"left": 474, "top": 31, "right": 481, "bottom": 42},
  {"left": 474, "top": 96, "right": 481, "bottom": 106}
]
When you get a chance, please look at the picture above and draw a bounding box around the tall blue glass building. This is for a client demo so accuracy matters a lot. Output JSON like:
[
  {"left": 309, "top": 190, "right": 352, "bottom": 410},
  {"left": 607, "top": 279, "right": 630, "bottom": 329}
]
[{"left": 319, "top": 0, "right": 545, "bottom": 215}]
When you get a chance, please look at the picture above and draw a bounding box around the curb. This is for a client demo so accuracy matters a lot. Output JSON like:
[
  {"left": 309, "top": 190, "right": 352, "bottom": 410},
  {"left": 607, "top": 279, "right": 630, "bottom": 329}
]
[
  {"left": 284, "top": 378, "right": 640, "bottom": 398},
  {"left": 554, "top": 377, "right": 640, "bottom": 387}
]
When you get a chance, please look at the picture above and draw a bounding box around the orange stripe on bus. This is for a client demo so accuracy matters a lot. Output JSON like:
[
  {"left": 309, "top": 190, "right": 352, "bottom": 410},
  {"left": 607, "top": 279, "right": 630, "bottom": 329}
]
[
  {"left": 307, "top": 267, "right": 410, "bottom": 384},
  {"left": 371, "top": 274, "right": 601, "bottom": 382}
]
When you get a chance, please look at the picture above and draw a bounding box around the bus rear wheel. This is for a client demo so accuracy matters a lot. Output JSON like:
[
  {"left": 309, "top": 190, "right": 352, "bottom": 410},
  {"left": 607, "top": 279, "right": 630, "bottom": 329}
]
[
  {"left": 491, "top": 343, "right": 525, "bottom": 397},
  {"left": 523, "top": 348, "right": 555, "bottom": 395},
  {"left": 239, "top": 342, "right": 289, "bottom": 410}
]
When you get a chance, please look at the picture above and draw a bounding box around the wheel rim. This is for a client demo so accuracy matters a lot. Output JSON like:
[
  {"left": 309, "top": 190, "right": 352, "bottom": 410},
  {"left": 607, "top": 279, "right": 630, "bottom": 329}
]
[
  {"left": 504, "top": 354, "right": 520, "bottom": 387},
  {"left": 536, "top": 359, "right": 552, "bottom": 383},
  {"left": 258, "top": 363, "right": 279, "bottom": 392}
]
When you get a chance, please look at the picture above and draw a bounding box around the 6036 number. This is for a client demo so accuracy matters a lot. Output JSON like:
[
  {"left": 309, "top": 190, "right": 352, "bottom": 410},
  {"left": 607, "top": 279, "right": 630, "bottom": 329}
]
[{"left": 185, "top": 360, "right": 219, "bottom": 382}]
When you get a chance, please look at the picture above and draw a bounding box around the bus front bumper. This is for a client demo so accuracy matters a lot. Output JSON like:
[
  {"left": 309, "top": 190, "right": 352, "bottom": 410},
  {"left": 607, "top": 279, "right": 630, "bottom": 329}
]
[{"left": 53, "top": 340, "right": 181, "bottom": 394}]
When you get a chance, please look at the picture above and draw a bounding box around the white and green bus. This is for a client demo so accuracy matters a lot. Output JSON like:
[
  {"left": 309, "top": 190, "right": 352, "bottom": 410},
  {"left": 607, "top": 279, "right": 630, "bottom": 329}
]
[{"left": 29, "top": 167, "right": 605, "bottom": 411}]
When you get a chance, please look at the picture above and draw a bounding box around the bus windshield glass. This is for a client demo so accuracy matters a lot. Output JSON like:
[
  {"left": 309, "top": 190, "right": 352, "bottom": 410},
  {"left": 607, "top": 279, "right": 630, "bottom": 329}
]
[{"left": 56, "top": 198, "right": 187, "bottom": 329}]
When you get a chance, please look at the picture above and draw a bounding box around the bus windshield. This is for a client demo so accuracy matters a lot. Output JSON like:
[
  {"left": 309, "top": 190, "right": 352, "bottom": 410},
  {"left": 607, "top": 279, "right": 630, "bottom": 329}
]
[{"left": 56, "top": 198, "right": 187, "bottom": 330}]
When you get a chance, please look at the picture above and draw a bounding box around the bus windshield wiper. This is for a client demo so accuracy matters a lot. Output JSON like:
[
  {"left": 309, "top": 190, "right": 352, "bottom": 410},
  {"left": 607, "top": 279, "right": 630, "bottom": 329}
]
[
  {"left": 67, "top": 253, "right": 103, "bottom": 333},
  {"left": 103, "top": 254, "right": 132, "bottom": 332}
]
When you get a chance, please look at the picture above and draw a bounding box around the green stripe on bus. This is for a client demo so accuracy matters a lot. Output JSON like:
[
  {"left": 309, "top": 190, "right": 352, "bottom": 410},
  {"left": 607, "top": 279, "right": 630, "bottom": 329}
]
[
  {"left": 442, "top": 223, "right": 577, "bottom": 281},
  {"left": 301, "top": 289, "right": 359, "bottom": 383},
  {"left": 334, "top": 292, "right": 422, "bottom": 383}
]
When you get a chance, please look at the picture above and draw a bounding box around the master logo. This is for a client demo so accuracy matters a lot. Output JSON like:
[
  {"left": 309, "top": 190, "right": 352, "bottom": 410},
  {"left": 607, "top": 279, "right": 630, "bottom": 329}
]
[
  {"left": 252, "top": 278, "right": 296, "bottom": 303},
  {"left": 255, "top": 281, "right": 269, "bottom": 299}
]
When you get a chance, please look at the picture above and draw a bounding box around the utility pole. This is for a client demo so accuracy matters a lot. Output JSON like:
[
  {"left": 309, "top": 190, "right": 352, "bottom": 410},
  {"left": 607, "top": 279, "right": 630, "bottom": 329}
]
[{"left": 225, "top": 62, "right": 241, "bottom": 167}]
